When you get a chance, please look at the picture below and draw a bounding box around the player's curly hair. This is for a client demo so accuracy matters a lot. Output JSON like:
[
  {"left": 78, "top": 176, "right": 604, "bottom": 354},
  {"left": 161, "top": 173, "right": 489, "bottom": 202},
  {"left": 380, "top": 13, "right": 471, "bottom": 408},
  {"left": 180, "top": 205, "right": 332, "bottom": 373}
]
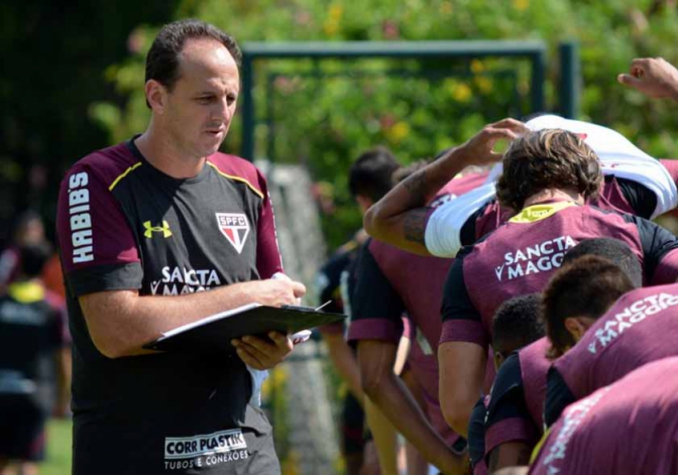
[
  {"left": 496, "top": 129, "right": 602, "bottom": 212},
  {"left": 145, "top": 19, "right": 241, "bottom": 108}
]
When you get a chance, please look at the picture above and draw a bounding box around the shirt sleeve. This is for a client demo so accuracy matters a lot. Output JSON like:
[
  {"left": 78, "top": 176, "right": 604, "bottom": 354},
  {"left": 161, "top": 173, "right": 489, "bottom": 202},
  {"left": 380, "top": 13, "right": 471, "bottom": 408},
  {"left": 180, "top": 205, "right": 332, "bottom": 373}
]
[
  {"left": 346, "top": 241, "right": 405, "bottom": 344},
  {"left": 439, "top": 249, "right": 487, "bottom": 349},
  {"left": 623, "top": 214, "right": 678, "bottom": 284},
  {"left": 425, "top": 183, "right": 498, "bottom": 257},
  {"left": 484, "top": 354, "right": 538, "bottom": 458},
  {"left": 254, "top": 170, "right": 284, "bottom": 279},
  {"left": 56, "top": 164, "right": 142, "bottom": 297},
  {"left": 544, "top": 366, "right": 576, "bottom": 428}
]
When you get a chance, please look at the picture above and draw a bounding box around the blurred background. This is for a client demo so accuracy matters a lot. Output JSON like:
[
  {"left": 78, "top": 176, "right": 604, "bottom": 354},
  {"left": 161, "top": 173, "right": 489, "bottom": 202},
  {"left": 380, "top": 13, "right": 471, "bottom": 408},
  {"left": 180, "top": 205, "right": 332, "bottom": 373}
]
[{"left": 3, "top": 0, "right": 678, "bottom": 473}]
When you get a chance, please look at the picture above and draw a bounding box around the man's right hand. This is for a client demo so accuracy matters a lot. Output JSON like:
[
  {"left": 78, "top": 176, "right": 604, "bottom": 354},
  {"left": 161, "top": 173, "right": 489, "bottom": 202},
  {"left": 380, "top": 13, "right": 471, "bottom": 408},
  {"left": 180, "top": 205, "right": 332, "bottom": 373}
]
[
  {"left": 618, "top": 57, "right": 678, "bottom": 100},
  {"left": 249, "top": 277, "right": 306, "bottom": 308},
  {"left": 458, "top": 118, "right": 528, "bottom": 166}
]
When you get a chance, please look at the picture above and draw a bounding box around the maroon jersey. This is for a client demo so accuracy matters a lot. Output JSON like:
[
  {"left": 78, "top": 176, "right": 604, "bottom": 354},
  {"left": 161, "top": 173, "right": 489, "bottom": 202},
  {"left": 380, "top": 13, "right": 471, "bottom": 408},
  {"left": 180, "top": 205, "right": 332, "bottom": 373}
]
[
  {"left": 348, "top": 172, "right": 486, "bottom": 444},
  {"left": 546, "top": 283, "right": 678, "bottom": 426},
  {"left": 440, "top": 201, "right": 678, "bottom": 350},
  {"left": 57, "top": 139, "right": 283, "bottom": 475},
  {"left": 530, "top": 357, "right": 678, "bottom": 475},
  {"left": 484, "top": 338, "right": 550, "bottom": 461}
]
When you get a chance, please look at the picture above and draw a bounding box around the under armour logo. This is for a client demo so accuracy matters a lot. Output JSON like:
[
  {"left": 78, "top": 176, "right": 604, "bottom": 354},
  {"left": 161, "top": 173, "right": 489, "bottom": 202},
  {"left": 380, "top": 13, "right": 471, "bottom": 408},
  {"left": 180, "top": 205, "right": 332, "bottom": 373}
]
[{"left": 143, "top": 220, "right": 172, "bottom": 239}]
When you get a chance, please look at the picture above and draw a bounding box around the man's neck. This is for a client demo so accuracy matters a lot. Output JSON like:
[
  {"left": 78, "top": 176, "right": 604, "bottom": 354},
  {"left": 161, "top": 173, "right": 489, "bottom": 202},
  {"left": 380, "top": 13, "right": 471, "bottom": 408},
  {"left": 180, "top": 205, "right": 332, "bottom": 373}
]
[
  {"left": 523, "top": 188, "right": 584, "bottom": 208},
  {"left": 135, "top": 126, "right": 206, "bottom": 179}
]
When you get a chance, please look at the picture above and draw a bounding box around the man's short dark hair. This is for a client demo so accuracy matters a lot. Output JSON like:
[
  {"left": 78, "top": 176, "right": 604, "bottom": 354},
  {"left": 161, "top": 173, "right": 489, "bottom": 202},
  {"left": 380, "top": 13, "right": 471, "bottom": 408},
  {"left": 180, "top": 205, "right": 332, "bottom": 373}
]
[
  {"left": 542, "top": 255, "right": 634, "bottom": 359},
  {"left": 496, "top": 129, "right": 602, "bottom": 212},
  {"left": 19, "top": 244, "right": 51, "bottom": 278},
  {"left": 563, "top": 237, "right": 643, "bottom": 288},
  {"left": 145, "top": 19, "right": 241, "bottom": 107},
  {"left": 348, "top": 146, "right": 400, "bottom": 202},
  {"left": 492, "top": 293, "right": 545, "bottom": 356}
]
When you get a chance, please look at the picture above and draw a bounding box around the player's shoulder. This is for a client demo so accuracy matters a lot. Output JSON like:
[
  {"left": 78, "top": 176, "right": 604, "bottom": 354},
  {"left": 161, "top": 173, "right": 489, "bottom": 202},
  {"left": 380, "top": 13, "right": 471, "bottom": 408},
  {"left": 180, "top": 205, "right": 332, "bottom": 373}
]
[
  {"left": 65, "top": 141, "right": 139, "bottom": 188},
  {"left": 206, "top": 152, "right": 266, "bottom": 199}
]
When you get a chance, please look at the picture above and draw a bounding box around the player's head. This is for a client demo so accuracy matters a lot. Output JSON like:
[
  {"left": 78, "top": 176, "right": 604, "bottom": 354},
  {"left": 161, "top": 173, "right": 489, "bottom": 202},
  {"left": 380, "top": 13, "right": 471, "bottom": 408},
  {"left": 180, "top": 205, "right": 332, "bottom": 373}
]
[
  {"left": 491, "top": 293, "right": 545, "bottom": 369},
  {"left": 18, "top": 243, "right": 51, "bottom": 280},
  {"left": 12, "top": 209, "right": 45, "bottom": 246},
  {"left": 563, "top": 237, "right": 643, "bottom": 288},
  {"left": 144, "top": 20, "right": 241, "bottom": 159},
  {"left": 542, "top": 255, "right": 634, "bottom": 359},
  {"left": 348, "top": 146, "right": 400, "bottom": 213},
  {"left": 496, "top": 129, "right": 602, "bottom": 212}
]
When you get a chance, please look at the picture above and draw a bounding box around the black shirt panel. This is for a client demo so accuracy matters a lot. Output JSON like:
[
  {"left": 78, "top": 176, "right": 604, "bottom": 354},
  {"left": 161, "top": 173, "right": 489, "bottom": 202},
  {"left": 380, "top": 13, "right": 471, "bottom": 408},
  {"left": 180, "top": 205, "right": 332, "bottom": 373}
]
[
  {"left": 441, "top": 246, "right": 481, "bottom": 324},
  {"left": 616, "top": 177, "right": 657, "bottom": 220},
  {"left": 544, "top": 366, "right": 576, "bottom": 428},
  {"left": 468, "top": 397, "right": 487, "bottom": 468},
  {"left": 351, "top": 241, "right": 405, "bottom": 326},
  {"left": 621, "top": 213, "right": 678, "bottom": 280},
  {"left": 485, "top": 354, "right": 530, "bottom": 429}
]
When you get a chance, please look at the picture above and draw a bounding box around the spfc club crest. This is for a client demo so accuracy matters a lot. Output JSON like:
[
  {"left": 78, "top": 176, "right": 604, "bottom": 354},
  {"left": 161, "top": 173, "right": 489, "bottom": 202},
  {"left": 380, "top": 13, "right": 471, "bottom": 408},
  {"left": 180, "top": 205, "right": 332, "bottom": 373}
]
[{"left": 216, "top": 213, "right": 250, "bottom": 254}]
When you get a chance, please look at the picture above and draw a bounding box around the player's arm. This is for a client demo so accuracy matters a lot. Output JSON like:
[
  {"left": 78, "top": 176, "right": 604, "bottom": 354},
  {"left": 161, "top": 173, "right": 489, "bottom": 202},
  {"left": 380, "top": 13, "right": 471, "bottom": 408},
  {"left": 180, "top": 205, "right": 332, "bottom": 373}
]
[
  {"left": 358, "top": 341, "right": 467, "bottom": 474},
  {"left": 618, "top": 57, "right": 678, "bottom": 100},
  {"left": 323, "top": 332, "right": 364, "bottom": 402},
  {"left": 363, "top": 119, "right": 527, "bottom": 256},
  {"left": 543, "top": 367, "right": 577, "bottom": 428},
  {"left": 484, "top": 355, "right": 537, "bottom": 473},
  {"left": 438, "top": 256, "right": 488, "bottom": 438}
]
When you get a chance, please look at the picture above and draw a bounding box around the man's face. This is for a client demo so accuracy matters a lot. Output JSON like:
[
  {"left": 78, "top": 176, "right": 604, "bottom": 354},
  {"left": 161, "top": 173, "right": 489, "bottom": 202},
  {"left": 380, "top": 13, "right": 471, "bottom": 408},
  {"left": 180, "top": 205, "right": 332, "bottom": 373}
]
[{"left": 161, "top": 38, "right": 240, "bottom": 160}]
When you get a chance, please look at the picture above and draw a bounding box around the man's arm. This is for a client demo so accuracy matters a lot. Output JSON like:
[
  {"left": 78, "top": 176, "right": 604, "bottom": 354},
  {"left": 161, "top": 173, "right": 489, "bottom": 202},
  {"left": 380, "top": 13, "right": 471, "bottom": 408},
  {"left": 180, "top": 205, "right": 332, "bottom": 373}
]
[
  {"left": 438, "top": 341, "right": 487, "bottom": 438},
  {"left": 363, "top": 119, "right": 527, "bottom": 255},
  {"left": 79, "top": 277, "right": 305, "bottom": 362},
  {"left": 618, "top": 57, "right": 678, "bottom": 100},
  {"left": 438, "top": 255, "right": 489, "bottom": 437},
  {"left": 53, "top": 346, "right": 72, "bottom": 417},
  {"left": 358, "top": 340, "right": 467, "bottom": 475},
  {"left": 322, "top": 332, "right": 364, "bottom": 402}
]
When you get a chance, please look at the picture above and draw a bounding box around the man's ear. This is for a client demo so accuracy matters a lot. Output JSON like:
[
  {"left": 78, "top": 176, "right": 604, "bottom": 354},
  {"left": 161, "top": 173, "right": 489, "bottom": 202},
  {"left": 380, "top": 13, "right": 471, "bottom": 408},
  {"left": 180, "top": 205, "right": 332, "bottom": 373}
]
[
  {"left": 145, "top": 79, "right": 167, "bottom": 114},
  {"left": 355, "top": 195, "right": 374, "bottom": 214},
  {"left": 493, "top": 351, "right": 505, "bottom": 371},
  {"left": 564, "top": 316, "right": 591, "bottom": 343}
]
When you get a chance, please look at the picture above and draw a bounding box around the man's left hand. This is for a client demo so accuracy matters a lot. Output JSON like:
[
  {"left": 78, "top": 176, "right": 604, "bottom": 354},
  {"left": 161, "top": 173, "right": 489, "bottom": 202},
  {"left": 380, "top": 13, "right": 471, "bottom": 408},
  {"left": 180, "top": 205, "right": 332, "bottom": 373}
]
[{"left": 232, "top": 331, "right": 294, "bottom": 369}]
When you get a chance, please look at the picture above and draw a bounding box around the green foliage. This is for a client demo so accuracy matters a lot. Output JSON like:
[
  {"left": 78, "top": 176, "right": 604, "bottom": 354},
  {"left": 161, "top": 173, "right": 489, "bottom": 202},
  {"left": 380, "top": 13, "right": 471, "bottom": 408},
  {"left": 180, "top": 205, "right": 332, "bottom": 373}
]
[{"left": 92, "top": 0, "right": 678, "bottom": 249}]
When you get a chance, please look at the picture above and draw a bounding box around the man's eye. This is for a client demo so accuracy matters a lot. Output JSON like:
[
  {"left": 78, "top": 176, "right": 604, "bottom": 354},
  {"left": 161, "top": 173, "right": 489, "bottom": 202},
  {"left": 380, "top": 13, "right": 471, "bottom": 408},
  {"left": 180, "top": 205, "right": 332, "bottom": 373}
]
[
  {"left": 198, "top": 96, "right": 213, "bottom": 103},
  {"left": 227, "top": 94, "right": 237, "bottom": 105}
]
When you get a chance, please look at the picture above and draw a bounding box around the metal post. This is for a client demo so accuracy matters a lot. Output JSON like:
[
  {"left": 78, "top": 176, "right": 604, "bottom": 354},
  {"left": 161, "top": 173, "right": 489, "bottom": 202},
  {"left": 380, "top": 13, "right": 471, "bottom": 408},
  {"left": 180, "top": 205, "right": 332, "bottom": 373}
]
[
  {"left": 559, "top": 41, "right": 580, "bottom": 119},
  {"left": 530, "top": 50, "right": 546, "bottom": 113},
  {"left": 241, "top": 56, "right": 255, "bottom": 161}
]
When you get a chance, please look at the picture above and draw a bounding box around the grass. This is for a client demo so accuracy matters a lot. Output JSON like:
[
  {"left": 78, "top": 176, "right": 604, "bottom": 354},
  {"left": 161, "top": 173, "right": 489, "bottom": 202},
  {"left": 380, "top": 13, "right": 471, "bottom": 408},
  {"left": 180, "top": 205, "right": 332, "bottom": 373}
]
[{"left": 41, "top": 419, "right": 72, "bottom": 475}]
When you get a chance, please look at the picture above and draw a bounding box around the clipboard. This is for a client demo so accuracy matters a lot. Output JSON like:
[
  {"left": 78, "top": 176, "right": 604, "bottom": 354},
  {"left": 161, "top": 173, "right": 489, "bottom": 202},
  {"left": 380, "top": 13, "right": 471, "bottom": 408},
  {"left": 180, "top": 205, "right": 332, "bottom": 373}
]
[{"left": 142, "top": 303, "right": 344, "bottom": 354}]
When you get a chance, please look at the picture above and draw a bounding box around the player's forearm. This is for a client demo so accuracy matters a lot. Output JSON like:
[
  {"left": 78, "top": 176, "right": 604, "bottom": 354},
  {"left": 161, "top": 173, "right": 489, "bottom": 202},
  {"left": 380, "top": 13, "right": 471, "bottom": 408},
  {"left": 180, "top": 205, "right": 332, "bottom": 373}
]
[
  {"left": 363, "top": 146, "right": 472, "bottom": 253},
  {"left": 438, "top": 342, "right": 487, "bottom": 438},
  {"left": 363, "top": 370, "right": 465, "bottom": 473},
  {"left": 80, "top": 281, "right": 260, "bottom": 358},
  {"left": 322, "top": 333, "right": 365, "bottom": 402}
]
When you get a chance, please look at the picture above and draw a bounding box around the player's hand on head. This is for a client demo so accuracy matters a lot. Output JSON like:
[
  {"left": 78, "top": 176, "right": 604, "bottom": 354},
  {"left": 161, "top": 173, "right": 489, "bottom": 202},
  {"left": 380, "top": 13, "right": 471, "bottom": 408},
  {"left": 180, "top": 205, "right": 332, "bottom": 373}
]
[
  {"left": 461, "top": 118, "right": 528, "bottom": 166},
  {"left": 231, "top": 331, "right": 294, "bottom": 370},
  {"left": 618, "top": 57, "right": 678, "bottom": 100}
]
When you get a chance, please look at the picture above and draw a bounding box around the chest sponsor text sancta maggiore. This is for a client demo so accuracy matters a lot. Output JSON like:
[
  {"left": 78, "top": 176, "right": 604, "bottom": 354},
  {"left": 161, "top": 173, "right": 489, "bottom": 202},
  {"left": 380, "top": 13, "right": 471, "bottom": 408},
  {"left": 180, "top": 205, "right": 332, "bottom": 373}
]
[{"left": 494, "top": 236, "right": 577, "bottom": 281}]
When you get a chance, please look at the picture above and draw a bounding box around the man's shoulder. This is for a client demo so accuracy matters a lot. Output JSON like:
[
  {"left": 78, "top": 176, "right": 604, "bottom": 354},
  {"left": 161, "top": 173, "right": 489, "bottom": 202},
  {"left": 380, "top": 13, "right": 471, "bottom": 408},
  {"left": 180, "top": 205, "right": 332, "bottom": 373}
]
[
  {"left": 206, "top": 152, "right": 266, "bottom": 198},
  {"left": 66, "top": 142, "right": 138, "bottom": 188}
]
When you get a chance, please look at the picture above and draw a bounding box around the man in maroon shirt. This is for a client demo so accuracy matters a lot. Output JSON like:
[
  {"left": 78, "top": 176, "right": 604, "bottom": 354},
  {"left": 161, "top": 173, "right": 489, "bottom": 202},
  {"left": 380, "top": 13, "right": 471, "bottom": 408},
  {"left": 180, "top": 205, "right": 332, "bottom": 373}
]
[
  {"left": 542, "top": 240, "right": 678, "bottom": 426},
  {"left": 57, "top": 19, "right": 305, "bottom": 475},
  {"left": 530, "top": 357, "right": 678, "bottom": 475},
  {"left": 348, "top": 171, "right": 486, "bottom": 474},
  {"left": 437, "top": 127, "right": 678, "bottom": 438}
]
